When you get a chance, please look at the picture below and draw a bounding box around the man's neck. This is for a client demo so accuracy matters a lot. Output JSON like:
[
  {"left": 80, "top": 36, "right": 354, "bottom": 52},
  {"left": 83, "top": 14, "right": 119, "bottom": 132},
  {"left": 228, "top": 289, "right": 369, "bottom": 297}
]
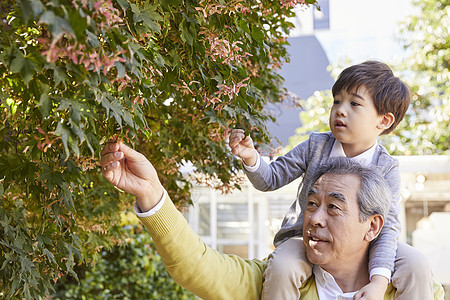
[
  {"left": 320, "top": 257, "right": 370, "bottom": 293},
  {"left": 333, "top": 269, "right": 370, "bottom": 293}
]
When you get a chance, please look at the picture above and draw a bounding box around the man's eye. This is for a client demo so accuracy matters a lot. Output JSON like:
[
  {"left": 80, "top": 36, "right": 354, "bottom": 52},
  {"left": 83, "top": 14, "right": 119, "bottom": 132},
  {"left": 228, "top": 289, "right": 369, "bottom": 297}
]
[
  {"left": 307, "top": 201, "right": 318, "bottom": 207},
  {"left": 333, "top": 100, "right": 340, "bottom": 105},
  {"left": 328, "top": 204, "right": 340, "bottom": 210}
]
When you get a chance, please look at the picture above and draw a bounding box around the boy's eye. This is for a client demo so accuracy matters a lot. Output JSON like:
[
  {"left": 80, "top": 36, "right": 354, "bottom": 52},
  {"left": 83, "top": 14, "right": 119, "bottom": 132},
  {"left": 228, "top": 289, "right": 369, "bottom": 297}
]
[{"left": 351, "top": 102, "right": 360, "bottom": 106}]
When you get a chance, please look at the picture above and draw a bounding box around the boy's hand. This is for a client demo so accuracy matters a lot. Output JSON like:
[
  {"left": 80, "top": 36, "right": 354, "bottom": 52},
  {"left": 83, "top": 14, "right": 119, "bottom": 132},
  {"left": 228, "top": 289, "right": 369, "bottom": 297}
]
[
  {"left": 100, "top": 139, "right": 164, "bottom": 212},
  {"left": 228, "top": 129, "right": 258, "bottom": 167},
  {"left": 353, "top": 275, "right": 388, "bottom": 300}
]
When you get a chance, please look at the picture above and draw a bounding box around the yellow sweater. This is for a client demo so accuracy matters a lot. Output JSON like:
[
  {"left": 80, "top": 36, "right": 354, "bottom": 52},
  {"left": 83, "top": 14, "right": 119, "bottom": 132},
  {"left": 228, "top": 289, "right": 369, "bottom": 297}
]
[{"left": 138, "top": 196, "right": 444, "bottom": 300}]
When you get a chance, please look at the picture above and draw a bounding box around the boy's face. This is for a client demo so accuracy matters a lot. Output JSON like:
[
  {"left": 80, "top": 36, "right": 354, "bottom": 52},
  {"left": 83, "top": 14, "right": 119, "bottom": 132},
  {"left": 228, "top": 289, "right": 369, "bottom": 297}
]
[{"left": 329, "top": 86, "right": 390, "bottom": 157}]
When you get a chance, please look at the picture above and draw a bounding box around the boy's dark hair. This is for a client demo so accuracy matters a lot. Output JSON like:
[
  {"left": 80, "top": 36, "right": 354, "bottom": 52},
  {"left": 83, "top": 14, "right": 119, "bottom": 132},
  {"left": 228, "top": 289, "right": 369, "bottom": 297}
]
[{"left": 331, "top": 60, "right": 411, "bottom": 135}]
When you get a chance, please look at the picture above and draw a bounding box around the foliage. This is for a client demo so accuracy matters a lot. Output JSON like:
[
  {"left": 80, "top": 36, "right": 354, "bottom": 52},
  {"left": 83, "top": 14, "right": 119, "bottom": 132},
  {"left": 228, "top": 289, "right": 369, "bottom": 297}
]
[
  {"left": 384, "top": 0, "right": 450, "bottom": 155},
  {"left": 0, "top": 0, "right": 317, "bottom": 298},
  {"left": 284, "top": 90, "right": 331, "bottom": 151},
  {"left": 52, "top": 221, "right": 196, "bottom": 300},
  {"left": 286, "top": 0, "right": 449, "bottom": 155}
]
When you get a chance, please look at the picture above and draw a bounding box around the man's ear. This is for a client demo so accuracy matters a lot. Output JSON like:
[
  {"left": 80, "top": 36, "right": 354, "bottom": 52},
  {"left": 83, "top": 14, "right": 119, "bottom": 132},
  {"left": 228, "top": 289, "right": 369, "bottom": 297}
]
[
  {"left": 377, "top": 113, "right": 395, "bottom": 130},
  {"left": 364, "top": 215, "right": 384, "bottom": 242}
]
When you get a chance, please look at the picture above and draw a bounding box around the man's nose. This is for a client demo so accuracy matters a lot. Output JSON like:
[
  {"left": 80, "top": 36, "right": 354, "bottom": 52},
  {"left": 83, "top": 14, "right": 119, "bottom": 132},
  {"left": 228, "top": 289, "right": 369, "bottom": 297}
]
[{"left": 309, "top": 207, "right": 327, "bottom": 228}]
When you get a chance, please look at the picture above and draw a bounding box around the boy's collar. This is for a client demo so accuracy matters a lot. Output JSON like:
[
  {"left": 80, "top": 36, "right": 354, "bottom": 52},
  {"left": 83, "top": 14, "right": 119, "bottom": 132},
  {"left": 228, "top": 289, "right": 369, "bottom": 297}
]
[{"left": 330, "top": 140, "right": 378, "bottom": 167}]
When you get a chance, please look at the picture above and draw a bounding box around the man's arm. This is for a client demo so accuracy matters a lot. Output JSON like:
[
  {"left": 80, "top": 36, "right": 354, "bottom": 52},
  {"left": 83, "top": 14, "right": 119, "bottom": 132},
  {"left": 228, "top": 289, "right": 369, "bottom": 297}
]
[
  {"left": 139, "top": 193, "right": 265, "bottom": 300},
  {"left": 100, "top": 139, "right": 265, "bottom": 300}
]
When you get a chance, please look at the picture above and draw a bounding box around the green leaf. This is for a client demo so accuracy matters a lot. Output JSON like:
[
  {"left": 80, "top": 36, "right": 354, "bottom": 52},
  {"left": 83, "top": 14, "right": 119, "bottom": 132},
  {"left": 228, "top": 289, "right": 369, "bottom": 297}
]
[
  {"left": 43, "top": 248, "right": 56, "bottom": 265},
  {"left": 10, "top": 53, "right": 38, "bottom": 84},
  {"left": 115, "top": 62, "right": 126, "bottom": 78},
  {"left": 180, "top": 20, "right": 194, "bottom": 46},
  {"left": 154, "top": 53, "right": 165, "bottom": 68},
  {"left": 101, "top": 96, "right": 124, "bottom": 127},
  {"left": 55, "top": 122, "right": 71, "bottom": 158},
  {"left": 86, "top": 30, "right": 100, "bottom": 48},
  {"left": 55, "top": 70, "right": 69, "bottom": 88},
  {"left": 40, "top": 11, "right": 75, "bottom": 38},
  {"left": 38, "top": 84, "right": 51, "bottom": 117},
  {"left": 61, "top": 184, "right": 75, "bottom": 211},
  {"left": 69, "top": 9, "right": 87, "bottom": 40},
  {"left": 20, "top": 257, "right": 35, "bottom": 275},
  {"left": 19, "top": 0, "right": 44, "bottom": 24},
  {"left": 116, "top": 0, "right": 130, "bottom": 10},
  {"left": 24, "top": 283, "right": 32, "bottom": 300},
  {"left": 251, "top": 27, "right": 264, "bottom": 41},
  {"left": 132, "top": 3, "right": 162, "bottom": 33}
]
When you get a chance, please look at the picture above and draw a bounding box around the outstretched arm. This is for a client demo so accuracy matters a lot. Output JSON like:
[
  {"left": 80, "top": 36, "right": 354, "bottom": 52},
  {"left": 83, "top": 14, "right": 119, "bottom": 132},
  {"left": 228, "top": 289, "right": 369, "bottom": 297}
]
[{"left": 99, "top": 139, "right": 266, "bottom": 299}]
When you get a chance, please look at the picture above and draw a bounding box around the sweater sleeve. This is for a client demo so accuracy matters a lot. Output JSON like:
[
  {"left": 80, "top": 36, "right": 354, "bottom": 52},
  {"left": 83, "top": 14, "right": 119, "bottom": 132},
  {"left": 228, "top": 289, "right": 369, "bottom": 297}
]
[
  {"left": 244, "top": 138, "right": 310, "bottom": 192},
  {"left": 369, "top": 160, "right": 401, "bottom": 273},
  {"left": 138, "top": 196, "right": 266, "bottom": 300}
]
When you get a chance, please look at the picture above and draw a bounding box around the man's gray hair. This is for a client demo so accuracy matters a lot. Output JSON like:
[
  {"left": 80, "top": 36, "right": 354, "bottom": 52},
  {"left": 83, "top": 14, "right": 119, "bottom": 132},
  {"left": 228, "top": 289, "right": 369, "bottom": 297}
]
[{"left": 311, "top": 157, "right": 391, "bottom": 222}]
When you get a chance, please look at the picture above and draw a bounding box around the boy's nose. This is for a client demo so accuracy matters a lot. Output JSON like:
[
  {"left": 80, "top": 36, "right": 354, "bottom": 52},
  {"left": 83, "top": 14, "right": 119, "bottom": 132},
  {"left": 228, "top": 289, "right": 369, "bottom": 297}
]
[{"left": 335, "top": 105, "right": 346, "bottom": 117}]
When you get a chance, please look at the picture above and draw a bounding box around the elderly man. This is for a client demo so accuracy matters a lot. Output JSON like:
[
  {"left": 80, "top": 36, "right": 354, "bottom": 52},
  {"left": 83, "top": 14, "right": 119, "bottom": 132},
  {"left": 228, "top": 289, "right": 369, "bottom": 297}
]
[{"left": 100, "top": 140, "right": 444, "bottom": 299}]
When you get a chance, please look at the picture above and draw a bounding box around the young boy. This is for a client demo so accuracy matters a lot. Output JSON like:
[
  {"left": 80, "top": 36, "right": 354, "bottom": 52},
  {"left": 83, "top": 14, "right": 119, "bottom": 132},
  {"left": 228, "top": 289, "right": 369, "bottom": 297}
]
[{"left": 229, "top": 61, "right": 434, "bottom": 300}]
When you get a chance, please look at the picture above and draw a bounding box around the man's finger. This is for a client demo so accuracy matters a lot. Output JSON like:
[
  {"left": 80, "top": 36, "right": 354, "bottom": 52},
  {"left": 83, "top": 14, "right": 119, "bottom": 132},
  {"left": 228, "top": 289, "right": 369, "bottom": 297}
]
[
  {"left": 99, "top": 151, "right": 123, "bottom": 169},
  {"left": 118, "top": 142, "right": 141, "bottom": 159},
  {"left": 100, "top": 140, "right": 119, "bottom": 157},
  {"left": 101, "top": 160, "right": 120, "bottom": 182}
]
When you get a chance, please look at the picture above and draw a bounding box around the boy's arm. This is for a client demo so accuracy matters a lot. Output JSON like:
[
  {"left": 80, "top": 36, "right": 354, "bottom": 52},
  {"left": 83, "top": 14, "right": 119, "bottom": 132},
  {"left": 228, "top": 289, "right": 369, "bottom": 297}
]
[
  {"left": 354, "top": 160, "right": 401, "bottom": 300},
  {"left": 229, "top": 129, "right": 259, "bottom": 166},
  {"left": 368, "top": 162, "right": 402, "bottom": 282},
  {"left": 243, "top": 137, "right": 311, "bottom": 192}
]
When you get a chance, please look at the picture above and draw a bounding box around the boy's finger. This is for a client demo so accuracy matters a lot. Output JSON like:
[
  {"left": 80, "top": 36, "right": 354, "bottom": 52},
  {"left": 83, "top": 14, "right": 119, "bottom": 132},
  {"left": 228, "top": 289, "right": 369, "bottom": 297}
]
[
  {"left": 229, "top": 134, "right": 246, "bottom": 146},
  {"left": 231, "top": 128, "right": 245, "bottom": 134}
]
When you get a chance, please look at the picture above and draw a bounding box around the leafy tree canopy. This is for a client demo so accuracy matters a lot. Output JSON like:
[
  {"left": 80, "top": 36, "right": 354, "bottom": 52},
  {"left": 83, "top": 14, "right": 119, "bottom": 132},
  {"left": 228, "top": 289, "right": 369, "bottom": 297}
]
[{"left": 0, "top": 0, "right": 317, "bottom": 298}]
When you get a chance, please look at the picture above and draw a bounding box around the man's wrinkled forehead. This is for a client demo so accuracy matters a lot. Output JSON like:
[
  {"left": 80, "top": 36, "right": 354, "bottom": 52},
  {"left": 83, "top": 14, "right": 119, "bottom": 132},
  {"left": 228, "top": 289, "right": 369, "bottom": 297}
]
[{"left": 310, "top": 173, "right": 360, "bottom": 202}]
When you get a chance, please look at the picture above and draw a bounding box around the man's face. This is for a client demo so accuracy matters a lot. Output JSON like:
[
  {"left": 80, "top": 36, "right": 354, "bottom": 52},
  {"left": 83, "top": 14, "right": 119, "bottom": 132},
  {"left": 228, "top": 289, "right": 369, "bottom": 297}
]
[{"left": 303, "top": 173, "right": 373, "bottom": 274}]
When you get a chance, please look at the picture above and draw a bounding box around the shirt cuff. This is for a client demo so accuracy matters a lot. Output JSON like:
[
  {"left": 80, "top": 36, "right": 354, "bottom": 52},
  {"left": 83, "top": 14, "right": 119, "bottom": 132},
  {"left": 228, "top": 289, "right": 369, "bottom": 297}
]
[
  {"left": 134, "top": 189, "right": 167, "bottom": 217},
  {"left": 242, "top": 155, "right": 260, "bottom": 172},
  {"left": 370, "top": 267, "right": 391, "bottom": 282}
]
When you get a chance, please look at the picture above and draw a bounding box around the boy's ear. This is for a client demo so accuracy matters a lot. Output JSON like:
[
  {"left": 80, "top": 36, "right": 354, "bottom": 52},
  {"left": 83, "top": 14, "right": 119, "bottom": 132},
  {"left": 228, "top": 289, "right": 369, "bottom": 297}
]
[
  {"left": 377, "top": 113, "right": 395, "bottom": 130},
  {"left": 364, "top": 214, "right": 384, "bottom": 242}
]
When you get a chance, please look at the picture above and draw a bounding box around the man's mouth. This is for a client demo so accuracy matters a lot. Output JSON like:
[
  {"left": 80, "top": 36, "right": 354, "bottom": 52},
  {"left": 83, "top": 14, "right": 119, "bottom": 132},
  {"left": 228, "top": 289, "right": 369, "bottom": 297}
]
[{"left": 308, "top": 232, "right": 328, "bottom": 245}]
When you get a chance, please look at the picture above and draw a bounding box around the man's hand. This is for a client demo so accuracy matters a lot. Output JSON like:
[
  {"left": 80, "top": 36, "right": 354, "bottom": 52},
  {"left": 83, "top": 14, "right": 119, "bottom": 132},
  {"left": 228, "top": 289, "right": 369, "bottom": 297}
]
[
  {"left": 100, "top": 139, "right": 164, "bottom": 212},
  {"left": 353, "top": 275, "right": 389, "bottom": 300},
  {"left": 228, "top": 129, "right": 258, "bottom": 167}
]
